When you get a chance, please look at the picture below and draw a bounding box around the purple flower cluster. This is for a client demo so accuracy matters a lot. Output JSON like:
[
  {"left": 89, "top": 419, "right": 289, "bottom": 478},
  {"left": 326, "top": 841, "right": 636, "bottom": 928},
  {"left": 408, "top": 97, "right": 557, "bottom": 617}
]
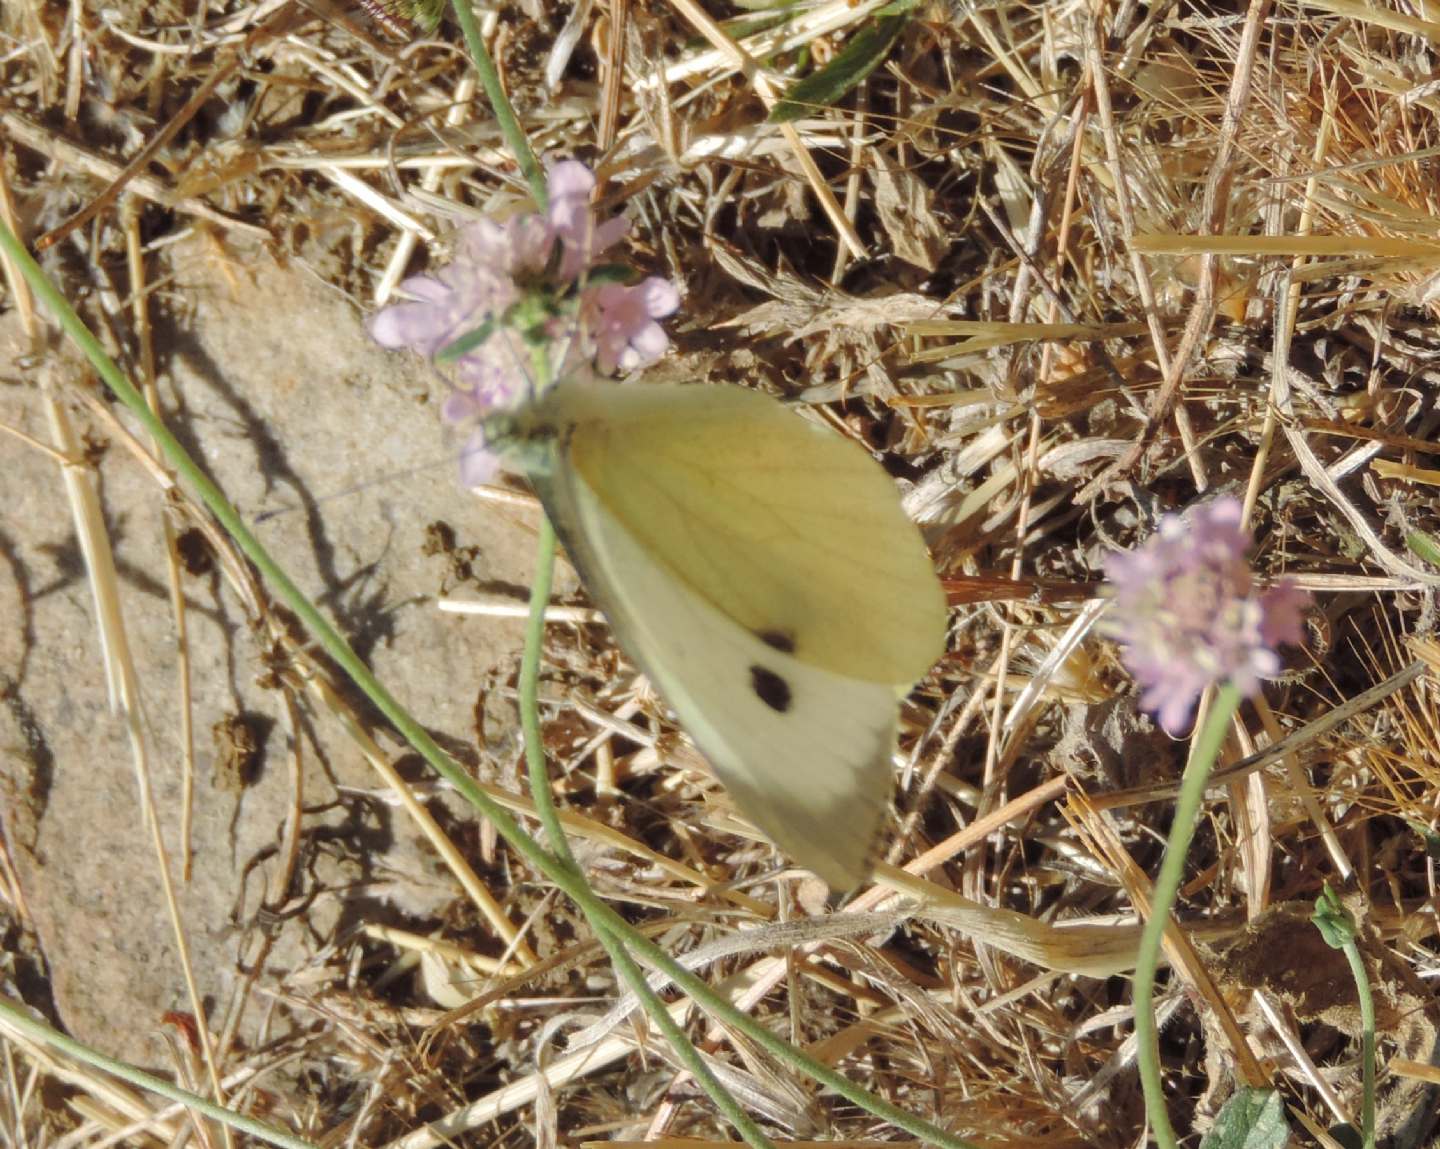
[
  {"left": 369, "top": 161, "right": 679, "bottom": 484},
  {"left": 1104, "top": 497, "right": 1309, "bottom": 735}
]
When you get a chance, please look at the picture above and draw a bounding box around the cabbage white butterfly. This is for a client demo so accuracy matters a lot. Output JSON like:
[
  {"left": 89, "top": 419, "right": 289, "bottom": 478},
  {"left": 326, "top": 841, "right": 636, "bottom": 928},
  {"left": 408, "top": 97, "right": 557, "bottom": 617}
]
[{"left": 496, "top": 380, "right": 947, "bottom": 888}]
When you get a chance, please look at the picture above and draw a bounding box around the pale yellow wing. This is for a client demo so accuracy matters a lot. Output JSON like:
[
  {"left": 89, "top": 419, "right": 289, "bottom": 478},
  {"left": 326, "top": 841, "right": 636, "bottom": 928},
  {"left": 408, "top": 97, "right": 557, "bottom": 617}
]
[
  {"left": 533, "top": 443, "right": 895, "bottom": 888},
  {"left": 525, "top": 381, "right": 947, "bottom": 686}
]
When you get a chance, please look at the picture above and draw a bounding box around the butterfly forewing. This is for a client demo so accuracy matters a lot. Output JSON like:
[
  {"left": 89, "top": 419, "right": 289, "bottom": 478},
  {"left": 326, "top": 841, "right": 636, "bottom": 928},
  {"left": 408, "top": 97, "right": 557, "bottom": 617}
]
[{"left": 532, "top": 382, "right": 947, "bottom": 686}]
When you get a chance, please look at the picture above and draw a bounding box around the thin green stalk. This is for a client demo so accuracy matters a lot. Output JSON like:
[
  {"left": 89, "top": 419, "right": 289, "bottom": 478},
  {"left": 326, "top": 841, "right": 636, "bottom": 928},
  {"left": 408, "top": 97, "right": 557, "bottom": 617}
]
[
  {"left": 515, "top": 515, "right": 776, "bottom": 1149},
  {"left": 513, "top": 354, "right": 774, "bottom": 1147},
  {"left": 0, "top": 997, "right": 319, "bottom": 1149},
  {"left": 0, "top": 224, "right": 978, "bottom": 1149},
  {"left": 1346, "top": 942, "right": 1377, "bottom": 1149},
  {"left": 1133, "top": 683, "right": 1243, "bottom": 1149},
  {"left": 595, "top": 916, "right": 776, "bottom": 1149},
  {"left": 516, "top": 521, "right": 574, "bottom": 870},
  {"left": 563, "top": 873, "right": 982, "bottom": 1149},
  {"left": 455, "top": 45, "right": 768, "bottom": 1149},
  {"left": 1313, "top": 886, "right": 1375, "bottom": 1149},
  {"left": 447, "top": 0, "right": 545, "bottom": 206}
]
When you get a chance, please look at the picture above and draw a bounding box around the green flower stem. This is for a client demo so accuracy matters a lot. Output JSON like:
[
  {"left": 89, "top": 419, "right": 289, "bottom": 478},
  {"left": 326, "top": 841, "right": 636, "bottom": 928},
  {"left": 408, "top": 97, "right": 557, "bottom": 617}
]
[
  {"left": 1133, "top": 683, "right": 1243, "bottom": 1149},
  {"left": 0, "top": 224, "right": 978, "bottom": 1149},
  {"left": 515, "top": 514, "right": 572, "bottom": 869},
  {"left": 447, "top": 0, "right": 546, "bottom": 207},
  {"left": 468, "top": 50, "right": 769, "bottom": 1149},
  {"left": 469, "top": 51, "right": 771, "bottom": 1149},
  {"left": 1342, "top": 935, "right": 1376, "bottom": 1148},
  {"left": 0, "top": 997, "right": 319, "bottom": 1149},
  {"left": 1313, "top": 886, "right": 1376, "bottom": 1149},
  {"left": 1345, "top": 940, "right": 1376, "bottom": 1147},
  {"left": 516, "top": 512, "right": 775, "bottom": 1149}
]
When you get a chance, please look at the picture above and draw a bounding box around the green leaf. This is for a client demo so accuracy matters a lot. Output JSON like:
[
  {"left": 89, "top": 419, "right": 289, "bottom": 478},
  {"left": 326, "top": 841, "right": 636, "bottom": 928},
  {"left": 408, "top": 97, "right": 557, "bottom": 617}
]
[
  {"left": 1406, "top": 530, "right": 1440, "bottom": 566},
  {"left": 768, "top": 1, "right": 918, "bottom": 124},
  {"left": 436, "top": 317, "right": 498, "bottom": 364},
  {"left": 1199, "top": 1089, "right": 1289, "bottom": 1149},
  {"left": 1407, "top": 820, "right": 1440, "bottom": 860},
  {"left": 1312, "top": 883, "right": 1357, "bottom": 950}
]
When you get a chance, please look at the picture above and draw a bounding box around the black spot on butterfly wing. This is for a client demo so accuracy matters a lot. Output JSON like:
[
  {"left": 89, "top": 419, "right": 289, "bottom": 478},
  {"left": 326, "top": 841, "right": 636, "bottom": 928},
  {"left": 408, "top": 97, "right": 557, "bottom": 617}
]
[
  {"left": 755, "top": 629, "right": 797, "bottom": 654},
  {"left": 749, "top": 665, "right": 793, "bottom": 713}
]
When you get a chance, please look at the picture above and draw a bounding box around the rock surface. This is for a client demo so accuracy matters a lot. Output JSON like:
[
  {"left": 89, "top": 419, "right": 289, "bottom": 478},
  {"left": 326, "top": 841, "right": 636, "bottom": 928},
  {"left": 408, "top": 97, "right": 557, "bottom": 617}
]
[{"left": 0, "top": 240, "right": 539, "bottom": 1065}]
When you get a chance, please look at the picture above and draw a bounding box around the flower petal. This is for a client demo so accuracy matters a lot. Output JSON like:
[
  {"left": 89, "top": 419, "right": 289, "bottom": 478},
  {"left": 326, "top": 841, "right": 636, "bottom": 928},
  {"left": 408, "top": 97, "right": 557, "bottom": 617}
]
[
  {"left": 641, "top": 276, "right": 681, "bottom": 317},
  {"left": 456, "top": 431, "right": 502, "bottom": 488},
  {"left": 1103, "top": 497, "right": 1309, "bottom": 734}
]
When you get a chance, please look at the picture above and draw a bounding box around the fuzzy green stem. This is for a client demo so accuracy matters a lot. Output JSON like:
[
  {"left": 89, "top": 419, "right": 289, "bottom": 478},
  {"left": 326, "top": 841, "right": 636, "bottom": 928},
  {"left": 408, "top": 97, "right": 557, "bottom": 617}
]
[
  {"left": 1342, "top": 938, "right": 1376, "bottom": 1149},
  {"left": 515, "top": 360, "right": 774, "bottom": 1149},
  {"left": 0, "top": 223, "right": 979, "bottom": 1149},
  {"left": 1313, "top": 886, "right": 1376, "bottom": 1149},
  {"left": 447, "top": 0, "right": 546, "bottom": 206},
  {"left": 1133, "top": 683, "right": 1243, "bottom": 1149}
]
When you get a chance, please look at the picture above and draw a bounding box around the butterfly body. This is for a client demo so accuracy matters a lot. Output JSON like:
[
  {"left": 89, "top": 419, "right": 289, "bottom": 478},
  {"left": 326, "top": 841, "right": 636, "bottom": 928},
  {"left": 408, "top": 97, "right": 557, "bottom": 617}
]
[{"left": 497, "top": 381, "right": 947, "bottom": 888}]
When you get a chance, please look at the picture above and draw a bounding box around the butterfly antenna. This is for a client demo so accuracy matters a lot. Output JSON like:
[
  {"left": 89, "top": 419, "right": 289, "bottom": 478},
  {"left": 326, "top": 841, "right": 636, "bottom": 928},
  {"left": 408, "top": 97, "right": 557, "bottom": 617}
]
[{"left": 252, "top": 450, "right": 476, "bottom": 524}]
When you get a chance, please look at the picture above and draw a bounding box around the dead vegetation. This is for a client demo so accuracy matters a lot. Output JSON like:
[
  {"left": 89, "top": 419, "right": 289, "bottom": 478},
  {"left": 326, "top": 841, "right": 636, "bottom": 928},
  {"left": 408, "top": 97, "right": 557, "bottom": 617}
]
[{"left": 3, "top": 0, "right": 1440, "bottom": 1145}]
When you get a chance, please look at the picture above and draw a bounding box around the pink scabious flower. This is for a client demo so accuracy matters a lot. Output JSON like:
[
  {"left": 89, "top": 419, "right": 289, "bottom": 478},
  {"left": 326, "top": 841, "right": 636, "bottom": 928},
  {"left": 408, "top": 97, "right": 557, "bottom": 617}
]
[
  {"left": 368, "top": 159, "right": 676, "bottom": 483},
  {"left": 584, "top": 278, "right": 681, "bottom": 374},
  {"left": 1103, "top": 496, "right": 1309, "bottom": 736},
  {"left": 368, "top": 213, "right": 550, "bottom": 366}
]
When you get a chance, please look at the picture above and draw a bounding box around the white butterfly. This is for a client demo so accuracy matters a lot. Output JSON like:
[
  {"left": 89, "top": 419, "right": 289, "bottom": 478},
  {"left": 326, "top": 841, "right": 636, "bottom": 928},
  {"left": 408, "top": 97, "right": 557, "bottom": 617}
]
[{"left": 494, "top": 380, "right": 947, "bottom": 889}]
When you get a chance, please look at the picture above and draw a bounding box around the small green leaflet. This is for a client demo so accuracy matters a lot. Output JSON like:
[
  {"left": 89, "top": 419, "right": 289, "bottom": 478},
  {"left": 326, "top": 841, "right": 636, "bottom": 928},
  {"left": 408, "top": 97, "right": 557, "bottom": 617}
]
[
  {"left": 768, "top": 0, "right": 919, "bottom": 124},
  {"left": 1311, "top": 883, "right": 1358, "bottom": 950},
  {"left": 436, "top": 317, "right": 497, "bottom": 364},
  {"left": 1406, "top": 530, "right": 1440, "bottom": 566},
  {"left": 1199, "top": 1089, "right": 1289, "bottom": 1149},
  {"left": 358, "top": 0, "right": 445, "bottom": 36}
]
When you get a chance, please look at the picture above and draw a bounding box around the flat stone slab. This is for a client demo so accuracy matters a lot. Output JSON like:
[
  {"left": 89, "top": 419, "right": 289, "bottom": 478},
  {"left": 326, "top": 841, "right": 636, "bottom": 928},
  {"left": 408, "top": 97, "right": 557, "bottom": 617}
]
[{"left": 0, "top": 239, "right": 539, "bottom": 1066}]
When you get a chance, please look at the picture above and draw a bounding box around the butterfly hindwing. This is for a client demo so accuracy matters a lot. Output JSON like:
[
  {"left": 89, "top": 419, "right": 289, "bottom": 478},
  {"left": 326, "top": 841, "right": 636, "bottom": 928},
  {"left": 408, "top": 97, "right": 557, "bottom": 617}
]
[
  {"left": 532, "top": 382, "right": 947, "bottom": 686},
  {"left": 534, "top": 454, "right": 896, "bottom": 888}
]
